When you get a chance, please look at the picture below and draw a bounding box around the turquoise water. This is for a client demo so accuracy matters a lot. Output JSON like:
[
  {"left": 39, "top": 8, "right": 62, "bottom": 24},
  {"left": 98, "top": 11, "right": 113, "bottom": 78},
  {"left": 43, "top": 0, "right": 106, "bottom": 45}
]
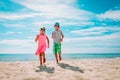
[{"left": 0, "top": 53, "right": 120, "bottom": 62}]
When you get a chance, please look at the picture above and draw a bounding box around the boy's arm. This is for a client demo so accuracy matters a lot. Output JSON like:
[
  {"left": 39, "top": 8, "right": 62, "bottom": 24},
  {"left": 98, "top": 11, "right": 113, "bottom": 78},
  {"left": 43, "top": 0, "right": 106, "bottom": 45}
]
[
  {"left": 35, "top": 35, "right": 39, "bottom": 42},
  {"left": 61, "top": 32, "right": 64, "bottom": 41},
  {"left": 46, "top": 36, "right": 50, "bottom": 48},
  {"left": 61, "top": 33, "right": 64, "bottom": 41},
  {"left": 52, "top": 32, "right": 55, "bottom": 39}
]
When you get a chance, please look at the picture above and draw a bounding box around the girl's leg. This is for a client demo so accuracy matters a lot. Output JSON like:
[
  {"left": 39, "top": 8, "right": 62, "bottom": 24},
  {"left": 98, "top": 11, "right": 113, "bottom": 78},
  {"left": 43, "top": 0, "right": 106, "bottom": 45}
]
[
  {"left": 55, "top": 54, "right": 58, "bottom": 63},
  {"left": 58, "top": 52, "right": 62, "bottom": 61},
  {"left": 42, "top": 52, "right": 46, "bottom": 63},
  {"left": 39, "top": 53, "right": 43, "bottom": 65}
]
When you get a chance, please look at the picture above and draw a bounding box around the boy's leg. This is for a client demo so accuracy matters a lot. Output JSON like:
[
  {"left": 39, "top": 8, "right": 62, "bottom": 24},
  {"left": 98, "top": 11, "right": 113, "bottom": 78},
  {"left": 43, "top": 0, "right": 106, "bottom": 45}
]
[
  {"left": 58, "top": 52, "right": 62, "bottom": 61},
  {"left": 58, "top": 43, "right": 62, "bottom": 61},
  {"left": 55, "top": 54, "right": 58, "bottom": 63},
  {"left": 53, "top": 43, "right": 58, "bottom": 63},
  {"left": 42, "top": 52, "right": 46, "bottom": 63},
  {"left": 39, "top": 53, "right": 43, "bottom": 65}
]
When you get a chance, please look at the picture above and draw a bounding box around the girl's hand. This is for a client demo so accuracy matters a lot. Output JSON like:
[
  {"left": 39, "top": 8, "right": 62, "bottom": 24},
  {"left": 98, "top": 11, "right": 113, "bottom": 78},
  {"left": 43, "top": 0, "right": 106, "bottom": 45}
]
[
  {"left": 46, "top": 36, "right": 49, "bottom": 48},
  {"left": 48, "top": 45, "right": 49, "bottom": 48},
  {"left": 35, "top": 35, "right": 39, "bottom": 42},
  {"left": 35, "top": 39, "right": 37, "bottom": 42},
  {"left": 35, "top": 38, "right": 38, "bottom": 42}
]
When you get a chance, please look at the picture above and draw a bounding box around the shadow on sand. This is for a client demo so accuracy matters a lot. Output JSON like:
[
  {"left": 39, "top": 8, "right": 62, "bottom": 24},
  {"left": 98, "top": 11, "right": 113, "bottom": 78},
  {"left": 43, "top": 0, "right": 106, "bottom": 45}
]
[
  {"left": 58, "top": 63, "right": 84, "bottom": 73},
  {"left": 35, "top": 65, "right": 54, "bottom": 73}
]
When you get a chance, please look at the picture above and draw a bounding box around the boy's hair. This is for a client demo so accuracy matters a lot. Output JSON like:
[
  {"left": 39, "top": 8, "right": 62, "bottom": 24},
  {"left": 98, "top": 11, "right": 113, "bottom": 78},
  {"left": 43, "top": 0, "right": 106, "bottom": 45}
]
[
  {"left": 54, "top": 22, "right": 60, "bottom": 28},
  {"left": 40, "top": 27, "right": 45, "bottom": 31}
]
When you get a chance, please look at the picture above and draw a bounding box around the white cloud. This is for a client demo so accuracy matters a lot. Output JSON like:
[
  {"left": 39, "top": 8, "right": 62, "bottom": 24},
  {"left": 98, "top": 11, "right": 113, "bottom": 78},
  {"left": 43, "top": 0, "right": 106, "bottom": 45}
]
[
  {"left": 66, "top": 31, "right": 120, "bottom": 41},
  {"left": 70, "top": 26, "right": 120, "bottom": 36},
  {"left": 0, "top": 39, "right": 37, "bottom": 53},
  {"left": 0, "top": 0, "right": 95, "bottom": 31},
  {"left": 0, "top": 39, "right": 52, "bottom": 54},
  {"left": 0, "top": 31, "right": 120, "bottom": 54},
  {"left": 0, "top": 39, "right": 35, "bottom": 47},
  {"left": 64, "top": 32, "right": 120, "bottom": 47},
  {"left": 34, "top": 21, "right": 53, "bottom": 27},
  {"left": 0, "top": 0, "right": 95, "bottom": 20},
  {"left": 4, "top": 31, "right": 22, "bottom": 35},
  {"left": 97, "top": 10, "right": 120, "bottom": 21},
  {"left": 58, "top": 21, "right": 95, "bottom": 26},
  {"left": 0, "top": 12, "right": 42, "bottom": 20},
  {"left": 62, "top": 32, "right": 120, "bottom": 53},
  {"left": 69, "top": 22, "right": 94, "bottom": 26},
  {"left": 3, "top": 23, "right": 25, "bottom": 28},
  {"left": 33, "top": 20, "right": 95, "bottom": 29},
  {"left": 11, "top": 0, "right": 94, "bottom": 20},
  {"left": 1, "top": 0, "right": 120, "bottom": 54},
  {"left": 5, "top": 31, "right": 15, "bottom": 35}
]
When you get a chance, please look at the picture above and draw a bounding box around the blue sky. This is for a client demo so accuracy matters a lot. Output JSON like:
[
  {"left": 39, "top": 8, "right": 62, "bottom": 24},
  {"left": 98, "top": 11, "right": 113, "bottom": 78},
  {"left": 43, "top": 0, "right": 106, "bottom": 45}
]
[{"left": 0, "top": 0, "right": 120, "bottom": 54}]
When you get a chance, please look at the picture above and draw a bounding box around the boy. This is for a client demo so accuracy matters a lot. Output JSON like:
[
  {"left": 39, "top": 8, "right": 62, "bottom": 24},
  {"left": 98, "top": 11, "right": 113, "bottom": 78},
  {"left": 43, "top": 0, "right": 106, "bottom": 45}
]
[{"left": 52, "top": 22, "right": 64, "bottom": 63}]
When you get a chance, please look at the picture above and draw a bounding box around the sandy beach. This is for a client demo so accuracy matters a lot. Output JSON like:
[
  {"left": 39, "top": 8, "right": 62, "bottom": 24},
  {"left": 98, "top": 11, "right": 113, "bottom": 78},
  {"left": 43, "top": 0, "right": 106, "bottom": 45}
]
[{"left": 0, "top": 58, "right": 120, "bottom": 80}]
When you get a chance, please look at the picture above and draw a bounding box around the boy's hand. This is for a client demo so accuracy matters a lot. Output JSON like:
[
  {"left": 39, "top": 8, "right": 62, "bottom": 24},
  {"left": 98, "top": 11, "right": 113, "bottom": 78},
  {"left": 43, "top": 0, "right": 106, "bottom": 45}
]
[
  {"left": 60, "top": 39, "right": 63, "bottom": 42},
  {"left": 52, "top": 32, "right": 56, "bottom": 39}
]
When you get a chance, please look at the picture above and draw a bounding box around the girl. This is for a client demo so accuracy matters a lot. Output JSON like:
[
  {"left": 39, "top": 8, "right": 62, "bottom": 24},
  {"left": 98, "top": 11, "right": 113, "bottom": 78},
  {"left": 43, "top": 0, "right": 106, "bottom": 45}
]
[{"left": 35, "top": 27, "right": 49, "bottom": 65}]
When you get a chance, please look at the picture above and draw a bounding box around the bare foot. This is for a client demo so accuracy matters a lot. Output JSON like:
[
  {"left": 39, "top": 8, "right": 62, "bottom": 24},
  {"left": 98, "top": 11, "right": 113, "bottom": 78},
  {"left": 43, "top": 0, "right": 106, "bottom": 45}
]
[{"left": 56, "top": 60, "right": 58, "bottom": 63}]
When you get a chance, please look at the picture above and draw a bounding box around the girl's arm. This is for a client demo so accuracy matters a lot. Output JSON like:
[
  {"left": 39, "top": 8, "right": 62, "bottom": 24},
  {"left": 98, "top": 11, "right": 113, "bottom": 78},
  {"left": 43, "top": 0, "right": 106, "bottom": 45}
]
[
  {"left": 52, "top": 34, "right": 54, "bottom": 39},
  {"left": 46, "top": 36, "right": 50, "bottom": 48},
  {"left": 35, "top": 35, "right": 39, "bottom": 42}
]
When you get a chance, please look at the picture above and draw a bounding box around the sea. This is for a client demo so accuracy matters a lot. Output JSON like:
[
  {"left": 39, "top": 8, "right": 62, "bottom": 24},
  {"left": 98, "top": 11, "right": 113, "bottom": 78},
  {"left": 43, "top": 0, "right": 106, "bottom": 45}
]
[{"left": 0, "top": 53, "right": 120, "bottom": 62}]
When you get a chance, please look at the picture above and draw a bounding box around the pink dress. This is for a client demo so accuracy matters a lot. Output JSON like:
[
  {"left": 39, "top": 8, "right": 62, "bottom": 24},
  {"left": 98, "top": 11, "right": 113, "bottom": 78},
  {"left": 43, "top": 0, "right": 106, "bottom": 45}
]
[{"left": 35, "top": 34, "right": 47, "bottom": 55}]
